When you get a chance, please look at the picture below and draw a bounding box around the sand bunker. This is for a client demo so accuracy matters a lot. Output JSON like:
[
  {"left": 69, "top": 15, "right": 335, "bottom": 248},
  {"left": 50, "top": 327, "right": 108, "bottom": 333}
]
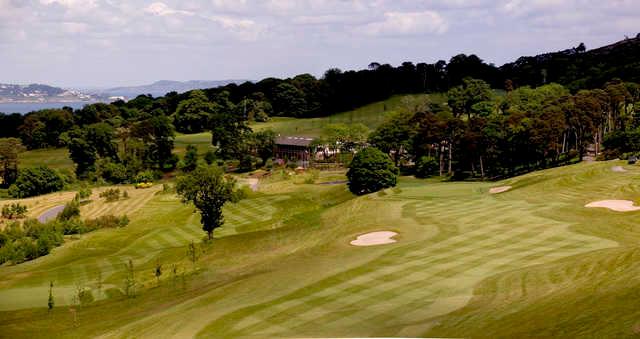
[
  {"left": 611, "top": 166, "right": 627, "bottom": 172},
  {"left": 350, "top": 231, "right": 398, "bottom": 246},
  {"left": 489, "top": 186, "right": 512, "bottom": 194},
  {"left": 585, "top": 200, "right": 640, "bottom": 212}
]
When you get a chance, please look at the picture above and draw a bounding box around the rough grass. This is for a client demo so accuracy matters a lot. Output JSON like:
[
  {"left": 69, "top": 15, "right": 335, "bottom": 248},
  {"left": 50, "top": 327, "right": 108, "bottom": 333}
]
[{"left": 2, "top": 161, "right": 640, "bottom": 338}]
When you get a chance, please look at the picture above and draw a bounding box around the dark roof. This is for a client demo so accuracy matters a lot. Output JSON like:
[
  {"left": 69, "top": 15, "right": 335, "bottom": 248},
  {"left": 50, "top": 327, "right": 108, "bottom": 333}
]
[{"left": 275, "top": 136, "right": 314, "bottom": 147}]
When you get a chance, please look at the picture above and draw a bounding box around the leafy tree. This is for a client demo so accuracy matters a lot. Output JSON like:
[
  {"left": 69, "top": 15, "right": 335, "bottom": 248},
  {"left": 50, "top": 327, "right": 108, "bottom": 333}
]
[
  {"left": 132, "top": 113, "right": 177, "bottom": 170},
  {"left": 187, "top": 240, "right": 199, "bottom": 267},
  {"left": 57, "top": 200, "right": 80, "bottom": 221},
  {"left": 180, "top": 145, "right": 198, "bottom": 172},
  {"left": 0, "top": 138, "right": 25, "bottom": 187},
  {"left": 176, "top": 165, "right": 243, "bottom": 240},
  {"left": 347, "top": 147, "right": 398, "bottom": 195},
  {"left": 251, "top": 130, "right": 276, "bottom": 163},
  {"left": 447, "top": 78, "right": 493, "bottom": 118},
  {"left": 48, "top": 281, "right": 54, "bottom": 313},
  {"left": 368, "top": 111, "right": 416, "bottom": 166},
  {"left": 415, "top": 156, "right": 439, "bottom": 178},
  {"left": 8, "top": 166, "right": 65, "bottom": 198},
  {"left": 173, "top": 90, "right": 216, "bottom": 133},
  {"left": 154, "top": 260, "right": 162, "bottom": 286}
]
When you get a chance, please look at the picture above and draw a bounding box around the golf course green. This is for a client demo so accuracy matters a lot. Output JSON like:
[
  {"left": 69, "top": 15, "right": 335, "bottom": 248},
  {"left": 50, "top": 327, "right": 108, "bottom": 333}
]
[{"left": 1, "top": 161, "right": 640, "bottom": 338}]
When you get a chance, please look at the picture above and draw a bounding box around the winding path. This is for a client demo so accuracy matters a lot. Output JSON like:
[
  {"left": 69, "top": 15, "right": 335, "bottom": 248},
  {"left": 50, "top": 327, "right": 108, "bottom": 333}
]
[{"left": 37, "top": 205, "right": 65, "bottom": 223}]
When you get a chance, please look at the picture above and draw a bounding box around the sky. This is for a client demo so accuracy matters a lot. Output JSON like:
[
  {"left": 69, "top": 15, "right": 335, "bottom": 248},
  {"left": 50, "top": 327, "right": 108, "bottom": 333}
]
[{"left": 0, "top": 0, "right": 638, "bottom": 88}]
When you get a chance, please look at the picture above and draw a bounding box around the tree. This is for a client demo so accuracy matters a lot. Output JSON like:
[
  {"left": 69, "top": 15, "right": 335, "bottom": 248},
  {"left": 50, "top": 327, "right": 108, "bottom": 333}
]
[
  {"left": 368, "top": 111, "right": 416, "bottom": 166},
  {"left": 48, "top": 281, "right": 54, "bottom": 313},
  {"left": 154, "top": 260, "right": 162, "bottom": 286},
  {"left": 8, "top": 166, "right": 65, "bottom": 198},
  {"left": 347, "top": 147, "right": 398, "bottom": 195},
  {"left": 187, "top": 240, "right": 199, "bottom": 267},
  {"left": 0, "top": 138, "right": 25, "bottom": 187},
  {"left": 173, "top": 90, "right": 216, "bottom": 133},
  {"left": 180, "top": 145, "right": 198, "bottom": 172},
  {"left": 251, "top": 130, "right": 276, "bottom": 163},
  {"left": 124, "top": 259, "right": 136, "bottom": 298},
  {"left": 447, "top": 78, "right": 493, "bottom": 119},
  {"left": 176, "top": 166, "right": 243, "bottom": 240}
]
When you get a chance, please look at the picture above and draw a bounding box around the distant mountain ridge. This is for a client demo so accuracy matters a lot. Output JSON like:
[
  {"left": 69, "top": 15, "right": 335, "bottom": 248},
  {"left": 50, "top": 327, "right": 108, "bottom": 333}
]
[
  {"left": 95, "top": 80, "right": 246, "bottom": 98},
  {"left": 0, "top": 83, "right": 97, "bottom": 103}
]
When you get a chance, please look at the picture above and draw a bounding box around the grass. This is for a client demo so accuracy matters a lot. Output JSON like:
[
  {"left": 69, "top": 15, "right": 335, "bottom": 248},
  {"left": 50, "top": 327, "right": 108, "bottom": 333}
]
[
  {"left": 2, "top": 161, "right": 640, "bottom": 337},
  {"left": 18, "top": 148, "right": 75, "bottom": 171},
  {"left": 251, "top": 93, "right": 438, "bottom": 137}
]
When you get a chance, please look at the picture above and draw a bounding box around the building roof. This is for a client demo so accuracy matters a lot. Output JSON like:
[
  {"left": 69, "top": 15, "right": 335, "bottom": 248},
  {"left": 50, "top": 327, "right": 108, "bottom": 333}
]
[{"left": 275, "top": 136, "right": 314, "bottom": 147}]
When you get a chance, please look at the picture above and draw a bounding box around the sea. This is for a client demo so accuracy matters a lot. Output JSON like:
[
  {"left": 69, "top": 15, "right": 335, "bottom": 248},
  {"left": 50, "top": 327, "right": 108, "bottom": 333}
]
[{"left": 0, "top": 101, "right": 97, "bottom": 114}]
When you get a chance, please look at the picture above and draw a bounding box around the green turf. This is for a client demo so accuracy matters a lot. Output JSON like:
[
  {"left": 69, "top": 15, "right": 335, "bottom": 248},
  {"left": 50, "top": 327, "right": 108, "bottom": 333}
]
[
  {"left": 18, "top": 148, "right": 75, "bottom": 171},
  {"left": 2, "top": 162, "right": 640, "bottom": 338},
  {"left": 251, "top": 93, "right": 437, "bottom": 137}
]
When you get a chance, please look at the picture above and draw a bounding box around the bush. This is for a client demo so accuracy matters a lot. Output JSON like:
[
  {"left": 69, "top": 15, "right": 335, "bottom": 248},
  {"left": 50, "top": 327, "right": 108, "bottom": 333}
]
[
  {"left": 57, "top": 200, "right": 80, "bottom": 221},
  {"left": 347, "top": 147, "right": 398, "bottom": 195},
  {"left": 204, "top": 150, "right": 216, "bottom": 165},
  {"left": 99, "top": 188, "right": 120, "bottom": 202},
  {"left": 1, "top": 203, "right": 28, "bottom": 219},
  {"left": 8, "top": 166, "right": 65, "bottom": 198},
  {"left": 97, "top": 160, "right": 129, "bottom": 184},
  {"left": 415, "top": 156, "right": 439, "bottom": 178},
  {"left": 79, "top": 186, "right": 93, "bottom": 199},
  {"left": 84, "top": 215, "right": 129, "bottom": 230},
  {"left": 238, "top": 155, "right": 255, "bottom": 172},
  {"left": 134, "top": 170, "right": 156, "bottom": 184}
]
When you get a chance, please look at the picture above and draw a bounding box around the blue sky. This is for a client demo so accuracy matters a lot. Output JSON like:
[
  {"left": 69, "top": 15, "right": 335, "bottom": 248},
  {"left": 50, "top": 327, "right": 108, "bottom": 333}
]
[{"left": 0, "top": 0, "right": 638, "bottom": 87}]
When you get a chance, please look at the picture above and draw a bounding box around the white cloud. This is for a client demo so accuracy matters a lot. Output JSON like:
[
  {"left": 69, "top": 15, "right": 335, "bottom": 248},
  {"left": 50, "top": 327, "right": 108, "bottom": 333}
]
[
  {"left": 359, "top": 11, "right": 449, "bottom": 36},
  {"left": 61, "top": 21, "right": 88, "bottom": 34},
  {"left": 144, "top": 2, "right": 194, "bottom": 16}
]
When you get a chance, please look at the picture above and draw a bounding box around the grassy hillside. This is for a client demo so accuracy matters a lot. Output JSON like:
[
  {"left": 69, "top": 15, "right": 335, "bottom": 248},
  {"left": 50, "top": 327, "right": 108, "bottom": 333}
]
[
  {"left": 2, "top": 161, "right": 640, "bottom": 337},
  {"left": 251, "top": 93, "right": 437, "bottom": 137}
]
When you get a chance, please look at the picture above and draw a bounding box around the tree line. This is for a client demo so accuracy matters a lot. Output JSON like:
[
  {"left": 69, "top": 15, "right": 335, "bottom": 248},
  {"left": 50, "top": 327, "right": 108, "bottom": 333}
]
[{"left": 368, "top": 78, "right": 639, "bottom": 179}]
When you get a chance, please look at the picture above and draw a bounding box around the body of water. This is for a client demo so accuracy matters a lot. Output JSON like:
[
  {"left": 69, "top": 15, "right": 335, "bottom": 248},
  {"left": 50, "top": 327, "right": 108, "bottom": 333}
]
[{"left": 0, "top": 101, "right": 97, "bottom": 114}]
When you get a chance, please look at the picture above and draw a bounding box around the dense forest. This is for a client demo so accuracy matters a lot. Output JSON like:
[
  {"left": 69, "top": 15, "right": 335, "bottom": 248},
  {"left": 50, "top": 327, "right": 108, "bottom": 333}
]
[{"left": 0, "top": 36, "right": 639, "bottom": 190}]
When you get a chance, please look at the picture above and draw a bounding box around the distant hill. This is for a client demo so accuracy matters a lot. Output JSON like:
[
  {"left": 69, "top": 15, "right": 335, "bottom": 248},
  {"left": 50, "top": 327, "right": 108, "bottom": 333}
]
[
  {"left": 95, "top": 80, "right": 247, "bottom": 99},
  {"left": 0, "top": 83, "right": 98, "bottom": 103},
  {"left": 500, "top": 34, "right": 640, "bottom": 89}
]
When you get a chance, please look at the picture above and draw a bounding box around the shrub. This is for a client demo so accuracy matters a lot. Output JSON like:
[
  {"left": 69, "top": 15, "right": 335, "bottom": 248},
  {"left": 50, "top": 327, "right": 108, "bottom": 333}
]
[
  {"left": 97, "top": 160, "right": 128, "bottom": 184},
  {"left": 204, "top": 150, "right": 216, "bottom": 165},
  {"left": 84, "top": 215, "right": 129, "bottom": 230},
  {"left": 57, "top": 200, "right": 80, "bottom": 221},
  {"left": 1, "top": 203, "right": 28, "bottom": 219},
  {"left": 347, "top": 147, "right": 398, "bottom": 195},
  {"left": 99, "top": 188, "right": 120, "bottom": 202},
  {"left": 77, "top": 186, "right": 92, "bottom": 200},
  {"left": 133, "top": 170, "right": 155, "bottom": 184},
  {"left": 415, "top": 156, "right": 439, "bottom": 178},
  {"left": 239, "top": 155, "right": 255, "bottom": 172},
  {"left": 8, "top": 166, "right": 65, "bottom": 198}
]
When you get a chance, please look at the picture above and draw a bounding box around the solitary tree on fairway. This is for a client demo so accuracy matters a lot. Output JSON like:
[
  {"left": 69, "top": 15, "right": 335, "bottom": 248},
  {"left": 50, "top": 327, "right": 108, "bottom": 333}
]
[
  {"left": 48, "top": 281, "right": 54, "bottom": 313},
  {"left": 176, "top": 165, "right": 243, "bottom": 240},
  {"left": 347, "top": 147, "right": 398, "bottom": 195}
]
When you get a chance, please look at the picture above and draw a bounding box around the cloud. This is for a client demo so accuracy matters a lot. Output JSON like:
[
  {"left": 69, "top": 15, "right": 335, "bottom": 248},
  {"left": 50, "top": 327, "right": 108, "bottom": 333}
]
[
  {"left": 144, "top": 2, "right": 194, "bottom": 16},
  {"left": 359, "top": 11, "right": 449, "bottom": 36},
  {"left": 61, "top": 21, "right": 88, "bottom": 34}
]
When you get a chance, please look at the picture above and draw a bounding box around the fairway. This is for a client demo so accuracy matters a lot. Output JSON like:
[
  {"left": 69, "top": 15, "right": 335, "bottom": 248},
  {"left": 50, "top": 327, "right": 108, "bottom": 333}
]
[{"left": 2, "top": 161, "right": 640, "bottom": 338}]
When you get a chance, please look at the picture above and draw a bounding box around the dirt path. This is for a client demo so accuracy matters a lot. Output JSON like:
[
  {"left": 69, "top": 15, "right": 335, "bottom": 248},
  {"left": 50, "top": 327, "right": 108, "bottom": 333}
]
[
  {"left": 37, "top": 205, "right": 65, "bottom": 223},
  {"left": 246, "top": 178, "right": 259, "bottom": 192}
]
